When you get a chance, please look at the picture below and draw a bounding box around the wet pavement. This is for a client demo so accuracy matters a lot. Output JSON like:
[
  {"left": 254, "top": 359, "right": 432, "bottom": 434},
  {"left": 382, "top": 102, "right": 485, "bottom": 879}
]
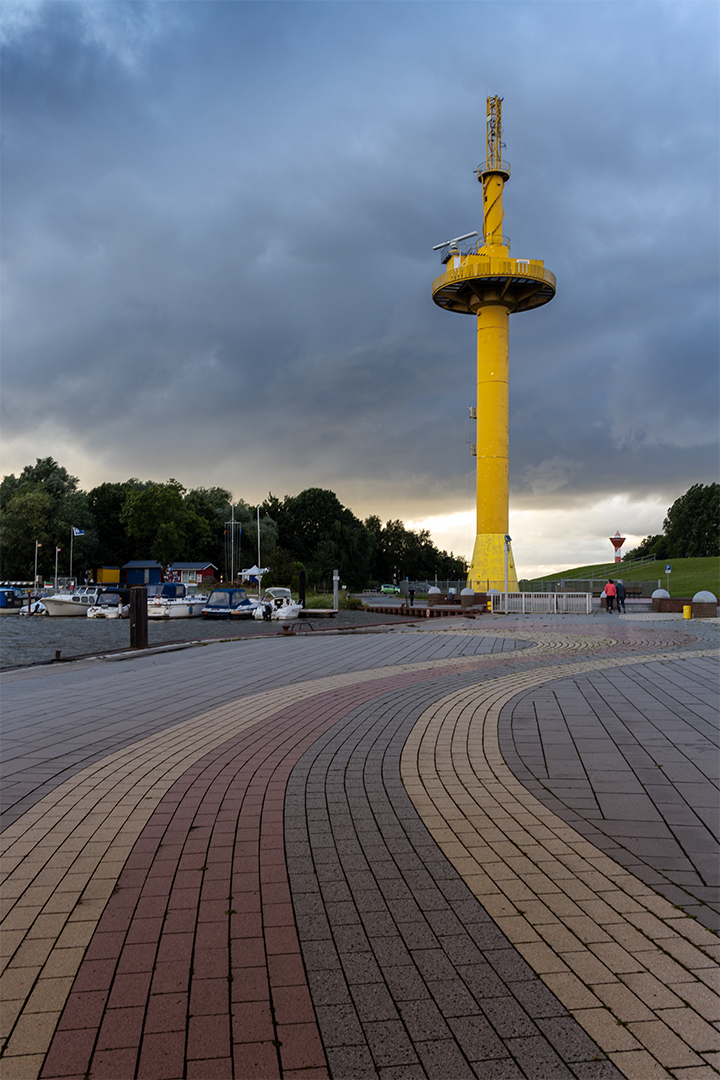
[{"left": 0, "top": 612, "right": 718, "bottom": 1079}]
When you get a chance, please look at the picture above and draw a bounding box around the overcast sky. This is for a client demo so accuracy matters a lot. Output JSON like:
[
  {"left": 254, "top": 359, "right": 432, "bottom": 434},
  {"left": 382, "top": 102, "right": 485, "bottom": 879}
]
[{"left": 2, "top": 0, "right": 718, "bottom": 576}]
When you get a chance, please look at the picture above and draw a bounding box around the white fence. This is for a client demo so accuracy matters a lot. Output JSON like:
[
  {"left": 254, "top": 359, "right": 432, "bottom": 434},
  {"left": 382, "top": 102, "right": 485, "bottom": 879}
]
[{"left": 491, "top": 592, "right": 592, "bottom": 615}]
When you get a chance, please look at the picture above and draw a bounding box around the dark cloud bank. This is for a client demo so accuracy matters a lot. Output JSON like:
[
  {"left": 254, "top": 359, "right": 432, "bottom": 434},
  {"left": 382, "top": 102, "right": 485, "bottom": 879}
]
[{"left": 1, "top": 1, "right": 718, "bottom": 539}]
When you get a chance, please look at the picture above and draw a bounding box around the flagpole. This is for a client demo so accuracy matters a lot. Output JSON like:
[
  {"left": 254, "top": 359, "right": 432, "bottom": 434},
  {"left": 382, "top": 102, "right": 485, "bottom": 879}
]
[
  {"left": 55, "top": 546, "right": 59, "bottom": 591},
  {"left": 70, "top": 526, "right": 74, "bottom": 585},
  {"left": 257, "top": 505, "right": 261, "bottom": 596}
]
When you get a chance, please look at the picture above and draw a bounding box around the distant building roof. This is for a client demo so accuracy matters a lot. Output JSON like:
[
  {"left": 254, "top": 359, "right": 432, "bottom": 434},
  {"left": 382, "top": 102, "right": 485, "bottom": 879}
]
[
  {"left": 169, "top": 562, "right": 218, "bottom": 570},
  {"left": 122, "top": 560, "right": 163, "bottom": 568}
]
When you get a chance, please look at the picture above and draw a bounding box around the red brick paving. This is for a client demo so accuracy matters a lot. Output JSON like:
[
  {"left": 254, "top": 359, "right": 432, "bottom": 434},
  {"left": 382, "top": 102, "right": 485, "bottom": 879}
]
[{"left": 41, "top": 669, "right": 459, "bottom": 1079}]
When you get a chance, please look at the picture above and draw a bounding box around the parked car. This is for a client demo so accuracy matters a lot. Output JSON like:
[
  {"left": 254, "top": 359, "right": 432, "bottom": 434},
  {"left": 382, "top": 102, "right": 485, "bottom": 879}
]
[{"left": 380, "top": 584, "right": 401, "bottom": 595}]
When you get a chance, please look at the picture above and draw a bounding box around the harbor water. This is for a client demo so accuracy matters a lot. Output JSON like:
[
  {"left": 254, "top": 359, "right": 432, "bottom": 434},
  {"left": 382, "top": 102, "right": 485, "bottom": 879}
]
[{"left": 0, "top": 608, "right": 407, "bottom": 669}]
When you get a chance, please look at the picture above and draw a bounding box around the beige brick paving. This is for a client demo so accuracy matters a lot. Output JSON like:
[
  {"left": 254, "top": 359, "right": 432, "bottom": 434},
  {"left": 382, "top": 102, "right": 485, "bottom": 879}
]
[{"left": 401, "top": 647, "right": 720, "bottom": 1080}]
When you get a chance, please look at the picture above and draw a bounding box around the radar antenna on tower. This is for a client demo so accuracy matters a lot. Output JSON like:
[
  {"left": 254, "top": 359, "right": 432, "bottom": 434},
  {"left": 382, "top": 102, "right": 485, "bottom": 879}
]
[{"left": 432, "top": 231, "right": 479, "bottom": 265}]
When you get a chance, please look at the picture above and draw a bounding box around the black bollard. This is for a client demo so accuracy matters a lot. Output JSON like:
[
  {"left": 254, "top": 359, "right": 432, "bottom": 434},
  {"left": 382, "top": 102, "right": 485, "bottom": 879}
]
[{"left": 129, "top": 586, "right": 148, "bottom": 649}]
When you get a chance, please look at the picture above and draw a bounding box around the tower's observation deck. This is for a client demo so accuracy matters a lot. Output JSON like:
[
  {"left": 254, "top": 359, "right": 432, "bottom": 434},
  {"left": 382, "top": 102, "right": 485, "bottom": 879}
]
[
  {"left": 431, "top": 97, "right": 556, "bottom": 592},
  {"left": 432, "top": 255, "right": 556, "bottom": 315}
]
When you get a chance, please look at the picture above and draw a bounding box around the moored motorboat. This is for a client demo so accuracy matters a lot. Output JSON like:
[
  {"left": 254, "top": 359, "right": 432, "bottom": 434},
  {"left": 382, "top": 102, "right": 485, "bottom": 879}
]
[
  {"left": 147, "top": 583, "right": 205, "bottom": 619},
  {"left": 18, "top": 600, "right": 47, "bottom": 615},
  {"left": 42, "top": 585, "right": 105, "bottom": 616},
  {"left": 0, "top": 587, "right": 26, "bottom": 614},
  {"left": 253, "top": 587, "right": 303, "bottom": 621},
  {"left": 202, "top": 587, "right": 260, "bottom": 619},
  {"left": 86, "top": 589, "right": 130, "bottom": 619}
]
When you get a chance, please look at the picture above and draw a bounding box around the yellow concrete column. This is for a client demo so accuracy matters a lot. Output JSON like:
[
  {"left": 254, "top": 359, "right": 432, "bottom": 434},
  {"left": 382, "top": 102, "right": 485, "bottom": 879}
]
[
  {"left": 483, "top": 173, "right": 505, "bottom": 249},
  {"left": 467, "top": 301, "right": 518, "bottom": 591}
]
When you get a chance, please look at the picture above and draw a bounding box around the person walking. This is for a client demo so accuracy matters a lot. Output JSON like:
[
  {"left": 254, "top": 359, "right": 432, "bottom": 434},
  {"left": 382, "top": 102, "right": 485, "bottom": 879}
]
[
  {"left": 615, "top": 580, "right": 626, "bottom": 613},
  {"left": 408, "top": 587, "right": 415, "bottom": 606},
  {"left": 605, "top": 579, "right": 617, "bottom": 612}
]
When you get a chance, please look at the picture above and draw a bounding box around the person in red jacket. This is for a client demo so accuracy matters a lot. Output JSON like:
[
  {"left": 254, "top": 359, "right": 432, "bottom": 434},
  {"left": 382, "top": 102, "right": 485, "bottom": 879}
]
[{"left": 605, "top": 579, "right": 617, "bottom": 612}]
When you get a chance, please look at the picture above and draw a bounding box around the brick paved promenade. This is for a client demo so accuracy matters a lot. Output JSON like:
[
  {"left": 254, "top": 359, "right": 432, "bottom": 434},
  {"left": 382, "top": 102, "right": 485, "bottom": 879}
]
[{"left": 1, "top": 613, "right": 718, "bottom": 1079}]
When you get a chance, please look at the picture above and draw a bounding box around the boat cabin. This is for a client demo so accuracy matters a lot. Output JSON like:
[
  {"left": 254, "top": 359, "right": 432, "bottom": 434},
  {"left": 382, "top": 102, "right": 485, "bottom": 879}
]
[
  {"left": 0, "top": 587, "right": 25, "bottom": 613},
  {"left": 147, "top": 583, "right": 188, "bottom": 600},
  {"left": 93, "top": 588, "right": 131, "bottom": 607},
  {"left": 202, "top": 587, "right": 254, "bottom": 619}
]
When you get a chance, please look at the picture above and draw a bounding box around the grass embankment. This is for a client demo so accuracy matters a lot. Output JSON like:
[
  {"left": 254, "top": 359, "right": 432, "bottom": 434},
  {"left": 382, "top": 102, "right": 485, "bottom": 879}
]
[
  {"left": 303, "top": 591, "right": 362, "bottom": 610},
  {"left": 528, "top": 557, "right": 719, "bottom": 599}
]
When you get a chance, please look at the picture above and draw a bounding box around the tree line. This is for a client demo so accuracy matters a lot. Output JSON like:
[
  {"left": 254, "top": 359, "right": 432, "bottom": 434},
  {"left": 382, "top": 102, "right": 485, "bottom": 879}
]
[
  {"left": 0, "top": 458, "right": 466, "bottom": 588},
  {"left": 623, "top": 483, "right": 719, "bottom": 561}
]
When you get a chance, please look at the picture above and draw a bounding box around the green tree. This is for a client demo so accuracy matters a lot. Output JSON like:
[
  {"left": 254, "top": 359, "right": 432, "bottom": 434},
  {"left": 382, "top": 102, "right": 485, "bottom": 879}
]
[
  {"left": 663, "top": 483, "right": 719, "bottom": 557},
  {"left": 624, "top": 483, "right": 719, "bottom": 562},
  {"left": 0, "top": 458, "right": 93, "bottom": 580},
  {"left": 363, "top": 517, "right": 466, "bottom": 583},
  {"left": 120, "top": 479, "right": 191, "bottom": 569},
  {"left": 622, "top": 533, "right": 666, "bottom": 562},
  {"left": 262, "top": 488, "right": 370, "bottom": 588},
  {"left": 88, "top": 480, "right": 147, "bottom": 567},
  {"left": 263, "top": 547, "right": 303, "bottom": 590},
  {"left": 183, "top": 487, "right": 232, "bottom": 569}
]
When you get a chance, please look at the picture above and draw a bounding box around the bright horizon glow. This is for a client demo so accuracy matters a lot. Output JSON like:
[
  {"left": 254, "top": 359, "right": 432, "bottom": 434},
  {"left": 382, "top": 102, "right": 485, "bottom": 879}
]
[{"left": 407, "top": 493, "right": 667, "bottom": 580}]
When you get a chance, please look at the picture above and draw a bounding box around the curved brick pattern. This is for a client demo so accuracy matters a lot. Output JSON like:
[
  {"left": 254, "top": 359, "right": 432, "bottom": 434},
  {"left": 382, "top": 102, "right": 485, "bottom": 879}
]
[
  {"left": 286, "top": 674, "right": 622, "bottom": 1079},
  {"left": 32, "top": 652, "right": 535, "bottom": 1075},
  {"left": 498, "top": 659, "right": 719, "bottom": 927},
  {"left": 401, "top": 651, "right": 720, "bottom": 1077},
  {"left": 1, "top": 619, "right": 717, "bottom": 1080},
  {"left": 0, "top": 633, "right": 528, "bottom": 832}
]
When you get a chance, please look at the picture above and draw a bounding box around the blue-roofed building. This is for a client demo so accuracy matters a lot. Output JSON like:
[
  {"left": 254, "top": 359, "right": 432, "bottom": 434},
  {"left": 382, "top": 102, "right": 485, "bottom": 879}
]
[{"left": 122, "top": 560, "right": 163, "bottom": 585}]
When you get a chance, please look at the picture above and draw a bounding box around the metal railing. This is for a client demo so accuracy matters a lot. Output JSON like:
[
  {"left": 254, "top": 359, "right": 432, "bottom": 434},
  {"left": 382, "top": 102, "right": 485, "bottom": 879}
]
[
  {"left": 492, "top": 592, "right": 593, "bottom": 615},
  {"left": 433, "top": 258, "right": 556, "bottom": 295},
  {"left": 477, "top": 159, "right": 511, "bottom": 178}
]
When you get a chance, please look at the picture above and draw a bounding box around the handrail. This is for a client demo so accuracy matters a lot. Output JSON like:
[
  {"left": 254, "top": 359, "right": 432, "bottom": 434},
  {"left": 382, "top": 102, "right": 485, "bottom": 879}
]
[
  {"left": 477, "top": 159, "right": 511, "bottom": 178},
  {"left": 432, "top": 258, "right": 556, "bottom": 295}
]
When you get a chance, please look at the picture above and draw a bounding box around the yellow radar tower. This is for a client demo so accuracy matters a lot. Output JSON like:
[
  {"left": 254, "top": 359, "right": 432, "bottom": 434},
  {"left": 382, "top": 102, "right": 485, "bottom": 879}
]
[{"left": 432, "top": 96, "right": 556, "bottom": 592}]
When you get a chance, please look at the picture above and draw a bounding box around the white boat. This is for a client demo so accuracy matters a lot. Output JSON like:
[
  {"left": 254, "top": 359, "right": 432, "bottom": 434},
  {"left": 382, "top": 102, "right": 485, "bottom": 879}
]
[
  {"left": 86, "top": 590, "right": 130, "bottom": 619},
  {"left": 18, "top": 600, "right": 47, "bottom": 615},
  {"left": 147, "top": 583, "right": 205, "bottom": 619},
  {"left": 42, "top": 585, "right": 105, "bottom": 616},
  {"left": 253, "top": 587, "right": 303, "bottom": 621}
]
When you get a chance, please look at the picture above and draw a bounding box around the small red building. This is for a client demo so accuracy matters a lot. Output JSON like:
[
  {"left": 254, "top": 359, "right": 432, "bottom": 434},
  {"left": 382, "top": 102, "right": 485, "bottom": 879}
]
[{"left": 168, "top": 562, "right": 218, "bottom": 585}]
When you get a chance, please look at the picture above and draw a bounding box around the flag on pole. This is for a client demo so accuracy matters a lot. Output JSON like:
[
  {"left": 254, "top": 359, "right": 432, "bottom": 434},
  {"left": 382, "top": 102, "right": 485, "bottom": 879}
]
[
  {"left": 73, "top": 527, "right": 85, "bottom": 536},
  {"left": 56, "top": 547, "right": 62, "bottom": 553}
]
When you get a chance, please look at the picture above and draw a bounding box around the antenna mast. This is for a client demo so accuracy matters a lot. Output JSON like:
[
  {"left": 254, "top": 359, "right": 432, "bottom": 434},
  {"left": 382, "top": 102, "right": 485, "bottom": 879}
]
[{"left": 486, "top": 95, "right": 503, "bottom": 171}]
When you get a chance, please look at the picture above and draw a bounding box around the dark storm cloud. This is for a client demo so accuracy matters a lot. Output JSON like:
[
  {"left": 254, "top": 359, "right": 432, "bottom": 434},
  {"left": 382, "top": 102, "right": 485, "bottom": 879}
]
[{"left": 1, "top": 0, "right": 717, "bottom": 522}]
